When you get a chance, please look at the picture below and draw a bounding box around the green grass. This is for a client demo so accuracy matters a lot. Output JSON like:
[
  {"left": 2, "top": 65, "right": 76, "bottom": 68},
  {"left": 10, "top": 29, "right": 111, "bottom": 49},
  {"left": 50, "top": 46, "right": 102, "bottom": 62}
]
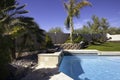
[{"left": 86, "top": 42, "right": 120, "bottom": 51}]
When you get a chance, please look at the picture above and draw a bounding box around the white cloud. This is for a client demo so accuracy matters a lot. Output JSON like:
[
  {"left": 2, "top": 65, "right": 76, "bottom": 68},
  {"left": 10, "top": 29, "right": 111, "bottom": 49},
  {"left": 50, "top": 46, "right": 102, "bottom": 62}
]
[
  {"left": 118, "top": 11, "right": 120, "bottom": 15},
  {"left": 109, "top": 18, "right": 120, "bottom": 27},
  {"left": 74, "top": 18, "right": 90, "bottom": 29},
  {"left": 110, "top": 21, "right": 120, "bottom": 27},
  {"left": 83, "top": 19, "right": 90, "bottom": 23},
  {"left": 74, "top": 23, "right": 83, "bottom": 29},
  {"left": 63, "top": 18, "right": 91, "bottom": 33}
]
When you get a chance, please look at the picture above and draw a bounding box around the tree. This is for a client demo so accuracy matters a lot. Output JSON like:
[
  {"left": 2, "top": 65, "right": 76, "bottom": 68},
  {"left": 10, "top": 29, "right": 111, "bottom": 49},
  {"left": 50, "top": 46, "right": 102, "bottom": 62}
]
[
  {"left": 48, "top": 27, "right": 63, "bottom": 33},
  {"left": 63, "top": 0, "right": 91, "bottom": 42},
  {"left": 0, "top": 0, "right": 45, "bottom": 58},
  {"left": 100, "top": 18, "right": 109, "bottom": 34},
  {"left": 74, "top": 25, "right": 90, "bottom": 34},
  {"left": 15, "top": 20, "right": 45, "bottom": 52},
  {"left": 0, "top": 0, "right": 45, "bottom": 79},
  {"left": 83, "top": 15, "right": 110, "bottom": 34},
  {"left": 91, "top": 15, "right": 100, "bottom": 33},
  {"left": 107, "top": 27, "right": 120, "bottom": 34}
]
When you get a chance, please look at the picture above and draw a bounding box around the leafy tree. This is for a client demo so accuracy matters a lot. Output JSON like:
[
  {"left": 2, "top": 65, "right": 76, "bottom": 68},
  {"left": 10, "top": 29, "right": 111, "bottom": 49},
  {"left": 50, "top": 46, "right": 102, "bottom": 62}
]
[
  {"left": 107, "top": 27, "right": 120, "bottom": 34},
  {"left": 74, "top": 15, "right": 110, "bottom": 43},
  {"left": 77, "top": 15, "right": 110, "bottom": 34},
  {"left": 16, "top": 21, "right": 45, "bottom": 52},
  {"left": 63, "top": 0, "right": 91, "bottom": 42},
  {"left": 74, "top": 25, "right": 90, "bottom": 34},
  {"left": 100, "top": 18, "right": 109, "bottom": 34},
  {"left": 48, "top": 27, "right": 63, "bottom": 33},
  {"left": 91, "top": 15, "right": 100, "bottom": 33}
]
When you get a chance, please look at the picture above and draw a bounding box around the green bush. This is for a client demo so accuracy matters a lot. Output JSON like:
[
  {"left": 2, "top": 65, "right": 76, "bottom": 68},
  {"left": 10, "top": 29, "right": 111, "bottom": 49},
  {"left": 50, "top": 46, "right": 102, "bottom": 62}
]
[
  {"left": 45, "top": 34, "right": 53, "bottom": 48},
  {"left": 65, "top": 35, "right": 83, "bottom": 43},
  {"left": 74, "top": 36, "right": 83, "bottom": 43},
  {"left": 65, "top": 37, "right": 71, "bottom": 43}
]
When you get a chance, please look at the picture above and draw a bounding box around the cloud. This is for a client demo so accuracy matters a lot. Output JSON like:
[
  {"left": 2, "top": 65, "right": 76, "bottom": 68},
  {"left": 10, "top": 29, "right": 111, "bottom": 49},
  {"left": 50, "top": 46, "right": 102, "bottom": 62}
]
[
  {"left": 118, "top": 11, "right": 120, "bottom": 15},
  {"left": 63, "top": 18, "right": 91, "bottom": 32},
  {"left": 74, "top": 23, "right": 83, "bottom": 29},
  {"left": 110, "top": 21, "right": 120, "bottom": 27},
  {"left": 74, "top": 18, "right": 90, "bottom": 29},
  {"left": 109, "top": 18, "right": 120, "bottom": 27},
  {"left": 83, "top": 19, "right": 90, "bottom": 23}
]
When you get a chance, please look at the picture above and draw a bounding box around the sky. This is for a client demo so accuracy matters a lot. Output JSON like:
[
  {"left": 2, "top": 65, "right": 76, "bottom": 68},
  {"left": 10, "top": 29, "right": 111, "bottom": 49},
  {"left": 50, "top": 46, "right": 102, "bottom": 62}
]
[{"left": 20, "top": 0, "right": 120, "bottom": 32}]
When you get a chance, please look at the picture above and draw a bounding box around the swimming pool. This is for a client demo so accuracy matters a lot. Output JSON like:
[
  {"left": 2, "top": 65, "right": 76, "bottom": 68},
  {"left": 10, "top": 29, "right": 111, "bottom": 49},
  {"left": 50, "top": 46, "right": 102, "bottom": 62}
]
[{"left": 59, "top": 53, "right": 120, "bottom": 80}]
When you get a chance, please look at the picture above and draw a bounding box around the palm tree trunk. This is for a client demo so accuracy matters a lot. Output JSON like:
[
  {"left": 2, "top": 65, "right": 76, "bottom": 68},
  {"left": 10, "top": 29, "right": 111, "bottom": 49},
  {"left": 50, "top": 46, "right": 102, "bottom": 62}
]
[{"left": 70, "top": 17, "right": 73, "bottom": 43}]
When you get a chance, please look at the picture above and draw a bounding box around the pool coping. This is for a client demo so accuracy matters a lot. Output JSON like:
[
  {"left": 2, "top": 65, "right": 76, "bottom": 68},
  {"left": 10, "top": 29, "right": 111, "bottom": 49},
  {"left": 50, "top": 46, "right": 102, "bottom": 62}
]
[{"left": 64, "top": 49, "right": 120, "bottom": 56}]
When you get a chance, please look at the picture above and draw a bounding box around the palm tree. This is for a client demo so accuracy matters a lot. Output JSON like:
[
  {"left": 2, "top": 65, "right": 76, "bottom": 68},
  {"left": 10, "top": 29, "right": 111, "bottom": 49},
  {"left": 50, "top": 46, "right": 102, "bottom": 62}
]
[
  {"left": 0, "top": 0, "right": 28, "bottom": 35},
  {"left": 63, "top": 0, "right": 91, "bottom": 42},
  {"left": 0, "top": 0, "right": 45, "bottom": 59}
]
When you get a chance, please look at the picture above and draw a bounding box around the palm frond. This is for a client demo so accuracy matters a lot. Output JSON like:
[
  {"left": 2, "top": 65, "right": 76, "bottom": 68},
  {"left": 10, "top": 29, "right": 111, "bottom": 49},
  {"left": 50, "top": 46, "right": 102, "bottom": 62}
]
[
  {"left": 73, "top": 7, "right": 80, "bottom": 18},
  {"left": 0, "top": 5, "right": 16, "bottom": 13},
  {"left": 16, "top": 10, "right": 28, "bottom": 14},
  {"left": 76, "top": 0, "right": 92, "bottom": 9},
  {"left": 64, "top": 3, "right": 69, "bottom": 11},
  {"left": 16, "top": 4, "right": 26, "bottom": 10}
]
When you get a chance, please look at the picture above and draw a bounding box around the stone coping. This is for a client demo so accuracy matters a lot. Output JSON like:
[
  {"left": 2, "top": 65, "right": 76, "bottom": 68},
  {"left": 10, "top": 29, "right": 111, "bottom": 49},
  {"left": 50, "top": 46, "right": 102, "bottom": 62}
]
[
  {"left": 99, "top": 51, "right": 120, "bottom": 55},
  {"left": 64, "top": 49, "right": 120, "bottom": 56},
  {"left": 38, "top": 50, "right": 63, "bottom": 56}
]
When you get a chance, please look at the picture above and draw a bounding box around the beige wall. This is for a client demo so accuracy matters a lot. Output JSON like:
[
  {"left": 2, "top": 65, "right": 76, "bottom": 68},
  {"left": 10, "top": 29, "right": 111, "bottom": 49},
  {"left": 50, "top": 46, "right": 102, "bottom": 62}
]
[
  {"left": 107, "top": 33, "right": 120, "bottom": 41},
  {"left": 37, "top": 51, "right": 62, "bottom": 68}
]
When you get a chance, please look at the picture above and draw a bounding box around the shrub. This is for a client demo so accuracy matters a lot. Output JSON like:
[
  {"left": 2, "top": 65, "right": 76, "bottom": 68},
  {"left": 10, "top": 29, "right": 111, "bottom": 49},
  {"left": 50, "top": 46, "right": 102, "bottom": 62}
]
[
  {"left": 65, "top": 35, "right": 84, "bottom": 43},
  {"left": 45, "top": 34, "right": 53, "bottom": 48},
  {"left": 74, "top": 36, "right": 83, "bottom": 43}
]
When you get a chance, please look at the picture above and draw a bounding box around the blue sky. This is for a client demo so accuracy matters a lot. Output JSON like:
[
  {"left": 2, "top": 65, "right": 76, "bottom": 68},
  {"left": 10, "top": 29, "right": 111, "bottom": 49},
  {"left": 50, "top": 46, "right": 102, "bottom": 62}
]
[{"left": 20, "top": 0, "right": 120, "bottom": 32}]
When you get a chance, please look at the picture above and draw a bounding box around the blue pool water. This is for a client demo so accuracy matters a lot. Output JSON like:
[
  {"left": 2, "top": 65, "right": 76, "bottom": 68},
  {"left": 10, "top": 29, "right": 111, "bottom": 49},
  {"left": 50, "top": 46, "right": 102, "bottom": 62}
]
[{"left": 59, "top": 54, "right": 120, "bottom": 80}]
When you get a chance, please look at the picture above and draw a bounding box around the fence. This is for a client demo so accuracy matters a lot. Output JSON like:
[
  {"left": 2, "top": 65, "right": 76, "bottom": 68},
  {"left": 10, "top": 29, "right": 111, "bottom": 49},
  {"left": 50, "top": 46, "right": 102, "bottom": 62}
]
[
  {"left": 48, "top": 33, "right": 69, "bottom": 44},
  {"left": 48, "top": 33, "right": 107, "bottom": 44}
]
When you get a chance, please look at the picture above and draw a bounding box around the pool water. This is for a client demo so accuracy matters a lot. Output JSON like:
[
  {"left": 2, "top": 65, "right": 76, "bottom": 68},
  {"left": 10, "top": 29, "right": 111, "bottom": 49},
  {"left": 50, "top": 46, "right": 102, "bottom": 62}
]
[{"left": 59, "top": 54, "right": 120, "bottom": 80}]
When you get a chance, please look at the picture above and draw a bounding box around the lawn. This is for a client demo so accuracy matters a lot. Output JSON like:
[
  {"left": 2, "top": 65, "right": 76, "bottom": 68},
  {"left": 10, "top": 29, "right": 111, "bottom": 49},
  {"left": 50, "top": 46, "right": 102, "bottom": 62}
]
[{"left": 86, "top": 41, "right": 120, "bottom": 51}]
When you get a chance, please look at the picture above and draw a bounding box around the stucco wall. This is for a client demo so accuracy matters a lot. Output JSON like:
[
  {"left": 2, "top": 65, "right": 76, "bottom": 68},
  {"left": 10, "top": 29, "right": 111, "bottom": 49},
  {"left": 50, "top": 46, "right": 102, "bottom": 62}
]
[{"left": 107, "top": 33, "right": 120, "bottom": 41}]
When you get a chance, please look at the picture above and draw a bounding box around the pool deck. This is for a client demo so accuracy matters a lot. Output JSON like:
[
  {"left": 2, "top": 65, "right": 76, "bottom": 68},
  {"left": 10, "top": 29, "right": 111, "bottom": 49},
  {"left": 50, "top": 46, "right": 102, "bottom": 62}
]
[{"left": 50, "top": 72, "right": 73, "bottom": 80}]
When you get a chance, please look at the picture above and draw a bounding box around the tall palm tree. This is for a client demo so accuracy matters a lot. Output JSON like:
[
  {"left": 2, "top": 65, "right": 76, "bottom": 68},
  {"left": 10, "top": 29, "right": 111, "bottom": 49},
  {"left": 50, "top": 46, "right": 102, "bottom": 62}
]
[{"left": 63, "top": 0, "right": 91, "bottom": 42}]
